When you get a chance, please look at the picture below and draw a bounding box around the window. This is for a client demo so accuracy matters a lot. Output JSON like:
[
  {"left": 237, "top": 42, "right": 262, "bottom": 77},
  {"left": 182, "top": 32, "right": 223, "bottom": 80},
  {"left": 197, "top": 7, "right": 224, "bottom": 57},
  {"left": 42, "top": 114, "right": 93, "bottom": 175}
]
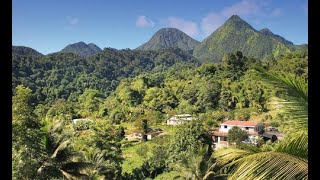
[
  {"left": 245, "top": 127, "right": 249, "bottom": 130},
  {"left": 224, "top": 125, "right": 227, "bottom": 128}
]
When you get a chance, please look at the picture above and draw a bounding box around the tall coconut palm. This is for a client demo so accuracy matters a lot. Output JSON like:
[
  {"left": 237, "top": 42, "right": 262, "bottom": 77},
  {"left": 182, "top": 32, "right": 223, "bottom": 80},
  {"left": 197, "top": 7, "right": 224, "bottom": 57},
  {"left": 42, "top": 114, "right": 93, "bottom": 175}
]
[{"left": 213, "top": 67, "right": 308, "bottom": 179}]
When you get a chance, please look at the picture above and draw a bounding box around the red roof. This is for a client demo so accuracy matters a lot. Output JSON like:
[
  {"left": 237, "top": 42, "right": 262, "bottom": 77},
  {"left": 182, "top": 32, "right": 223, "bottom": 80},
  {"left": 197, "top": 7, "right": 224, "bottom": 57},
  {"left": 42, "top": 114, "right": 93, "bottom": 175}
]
[{"left": 221, "top": 120, "right": 259, "bottom": 127}]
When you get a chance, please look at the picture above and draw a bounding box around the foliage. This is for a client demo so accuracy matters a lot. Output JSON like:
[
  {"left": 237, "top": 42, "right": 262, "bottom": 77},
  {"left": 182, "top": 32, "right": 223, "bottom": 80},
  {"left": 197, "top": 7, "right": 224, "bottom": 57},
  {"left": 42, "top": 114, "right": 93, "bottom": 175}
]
[
  {"left": 12, "top": 46, "right": 199, "bottom": 105},
  {"left": 254, "top": 67, "right": 308, "bottom": 131},
  {"left": 227, "top": 126, "right": 249, "bottom": 144},
  {"left": 136, "top": 144, "right": 149, "bottom": 159},
  {"left": 12, "top": 85, "right": 46, "bottom": 179},
  {"left": 172, "top": 145, "right": 218, "bottom": 180},
  {"left": 167, "top": 121, "right": 212, "bottom": 163}
]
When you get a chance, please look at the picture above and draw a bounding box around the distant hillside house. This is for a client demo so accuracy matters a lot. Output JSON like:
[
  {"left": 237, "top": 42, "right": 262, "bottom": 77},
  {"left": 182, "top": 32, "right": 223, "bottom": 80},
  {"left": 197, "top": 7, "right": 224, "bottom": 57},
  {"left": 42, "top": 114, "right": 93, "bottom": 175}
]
[
  {"left": 211, "top": 120, "right": 272, "bottom": 149},
  {"left": 72, "top": 118, "right": 94, "bottom": 130},
  {"left": 166, "top": 114, "right": 195, "bottom": 125},
  {"left": 72, "top": 118, "right": 94, "bottom": 124}
]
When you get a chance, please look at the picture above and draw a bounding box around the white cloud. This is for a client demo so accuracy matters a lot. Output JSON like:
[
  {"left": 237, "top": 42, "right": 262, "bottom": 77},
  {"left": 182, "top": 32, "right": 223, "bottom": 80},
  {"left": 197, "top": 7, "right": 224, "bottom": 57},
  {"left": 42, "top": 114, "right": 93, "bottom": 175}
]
[
  {"left": 271, "top": 8, "right": 283, "bottom": 17},
  {"left": 136, "top": 16, "right": 154, "bottom": 28},
  {"left": 165, "top": 17, "right": 199, "bottom": 37},
  {"left": 67, "top": 16, "right": 79, "bottom": 25},
  {"left": 221, "top": 0, "right": 261, "bottom": 17},
  {"left": 201, "top": 13, "right": 224, "bottom": 36}
]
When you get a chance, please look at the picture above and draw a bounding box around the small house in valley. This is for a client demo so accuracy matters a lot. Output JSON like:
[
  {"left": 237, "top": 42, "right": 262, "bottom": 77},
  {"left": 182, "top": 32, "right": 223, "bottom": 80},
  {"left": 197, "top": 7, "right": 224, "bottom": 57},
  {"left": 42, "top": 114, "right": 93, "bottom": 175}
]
[
  {"left": 72, "top": 118, "right": 94, "bottom": 130},
  {"left": 166, "top": 114, "right": 195, "bottom": 125}
]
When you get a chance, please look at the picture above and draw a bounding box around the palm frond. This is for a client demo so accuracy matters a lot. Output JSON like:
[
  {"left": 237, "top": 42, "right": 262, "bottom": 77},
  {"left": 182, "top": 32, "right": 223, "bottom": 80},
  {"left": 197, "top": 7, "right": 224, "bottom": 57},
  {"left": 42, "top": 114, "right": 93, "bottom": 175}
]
[
  {"left": 225, "top": 152, "right": 308, "bottom": 180},
  {"left": 274, "top": 131, "right": 308, "bottom": 159},
  {"left": 51, "top": 139, "right": 70, "bottom": 158},
  {"left": 253, "top": 67, "right": 308, "bottom": 130},
  {"left": 214, "top": 146, "right": 261, "bottom": 166},
  {"left": 214, "top": 136, "right": 308, "bottom": 180},
  {"left": 60, "top": 169, "right": 89, "bottom": 180},
  {"left": 61, "top": 161, "right": 94, "bottom": 172}
]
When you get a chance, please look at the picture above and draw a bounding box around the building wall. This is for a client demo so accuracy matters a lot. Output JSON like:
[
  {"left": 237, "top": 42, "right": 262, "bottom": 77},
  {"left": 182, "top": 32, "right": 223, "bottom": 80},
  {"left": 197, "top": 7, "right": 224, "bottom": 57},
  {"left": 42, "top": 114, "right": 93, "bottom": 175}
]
[{"left": 220, "top": 125, "right": 255, "bottom": 133}]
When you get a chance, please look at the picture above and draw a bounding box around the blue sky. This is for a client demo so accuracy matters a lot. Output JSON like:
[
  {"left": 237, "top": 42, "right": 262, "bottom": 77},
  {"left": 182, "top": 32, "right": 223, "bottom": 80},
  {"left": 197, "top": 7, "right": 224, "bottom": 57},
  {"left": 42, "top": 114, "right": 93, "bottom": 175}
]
[{"left": 13, "top": 0, "right": 308, "bottom": 55}]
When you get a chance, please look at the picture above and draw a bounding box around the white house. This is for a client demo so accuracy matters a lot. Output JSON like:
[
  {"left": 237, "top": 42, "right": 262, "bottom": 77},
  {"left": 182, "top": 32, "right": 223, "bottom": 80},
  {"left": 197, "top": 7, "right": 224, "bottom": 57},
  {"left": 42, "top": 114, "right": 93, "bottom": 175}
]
[
  {"left": 72, "top": 118, "right": 94, "bottom": 125},
  {"left": 212, "top": 120, "right": 269, "bottom": 148},
  {"left": 166, "top": 114, "right": 195, "bottom": 125}
]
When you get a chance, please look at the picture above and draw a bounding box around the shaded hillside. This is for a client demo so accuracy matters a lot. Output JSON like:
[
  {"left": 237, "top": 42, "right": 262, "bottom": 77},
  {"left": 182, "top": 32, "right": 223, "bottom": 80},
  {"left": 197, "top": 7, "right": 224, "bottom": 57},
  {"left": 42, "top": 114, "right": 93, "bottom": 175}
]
[{"left": 61, "top": 41, "right": 102, "bottom": 57}]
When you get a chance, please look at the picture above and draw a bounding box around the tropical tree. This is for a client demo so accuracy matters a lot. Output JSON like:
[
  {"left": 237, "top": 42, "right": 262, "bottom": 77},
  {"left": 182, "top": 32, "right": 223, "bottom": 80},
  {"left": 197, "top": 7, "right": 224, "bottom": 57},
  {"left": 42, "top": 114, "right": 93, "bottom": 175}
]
[
  {"left": 213, "top": 68, "right": 308, "bottom": 179},
  {"left": 37, "top": 138, "right": 93, "bottom": 179},
  {"left": 73, "top": 120, "right": 124, "bottom": 179},
  {"left": 172, "top": 145, "right": 220, "bottom": 180},
  {"left": 12, "top": 85, "right": 46, "bottom": 179},
  {"left": 37, "top": 115, "right": 92, "bottom": 179},
  {"left": 167, "top": 120, "right": 212, "bottom": 163},
  {"left": 227, "top": 126, "right": 248, "bottom": 145}
]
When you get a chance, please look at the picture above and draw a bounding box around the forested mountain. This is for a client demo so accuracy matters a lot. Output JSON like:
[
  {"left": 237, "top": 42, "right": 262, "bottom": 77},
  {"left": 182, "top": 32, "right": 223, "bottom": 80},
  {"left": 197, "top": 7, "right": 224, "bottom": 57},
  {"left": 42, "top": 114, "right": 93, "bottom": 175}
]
[
  {"left": 193, "top": 15, "right": 293, "bottom": 62},
  {"left": 12, "top": 46, "right": 43, "bottom": 57},
  {"left": 60, "top": 41, "right": 102, "bottom": 57},
  {"left": 136, "top": 28, "right": 200, "bottom": 53},
  {"left": 12, "top": 46, "right": 200, "bottom": 104}
]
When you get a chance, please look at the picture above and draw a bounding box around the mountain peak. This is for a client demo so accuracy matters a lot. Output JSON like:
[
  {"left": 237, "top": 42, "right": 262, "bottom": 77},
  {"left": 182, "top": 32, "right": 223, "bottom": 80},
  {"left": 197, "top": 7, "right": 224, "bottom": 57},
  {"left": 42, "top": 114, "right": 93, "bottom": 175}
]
[
  {"left": 224, "top": 15, "right": 254, "bottom": 30},
  {"left": 73, "top": 41, "right": 87, "bottom": 46},
  {"left": 158, "top": 27, "right": 180, "bottom": 32},
  {"left": 61, "top": 41, "right": 102, "bottom": 57},
  {"left": 229, "top": 14, "right": 241, "bottom": 20},
  {"left": 136, "top": 28, "right": 200, "bottom": 52}
]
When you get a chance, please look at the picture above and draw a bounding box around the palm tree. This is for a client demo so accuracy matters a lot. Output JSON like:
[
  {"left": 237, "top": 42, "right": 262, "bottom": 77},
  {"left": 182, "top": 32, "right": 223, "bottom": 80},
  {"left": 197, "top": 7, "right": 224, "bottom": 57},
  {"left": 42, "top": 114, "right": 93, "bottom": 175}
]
[
  {"left": 173, "top": 145, "right": 222, "bottom": 180},
  {"left": 37, "top": 139, "right": 94, "bottom": 180},
  {"left": 213, "top": 68, "right": 308, "bottom": 179},
  {"left": 37, "top": 118, "right": 93, "bottom": 179}
]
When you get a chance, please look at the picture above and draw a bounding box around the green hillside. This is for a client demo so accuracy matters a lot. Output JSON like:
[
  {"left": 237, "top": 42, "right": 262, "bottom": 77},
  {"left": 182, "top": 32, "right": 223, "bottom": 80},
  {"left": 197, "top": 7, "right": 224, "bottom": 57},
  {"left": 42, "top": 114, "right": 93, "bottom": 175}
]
[{"left": 193, "top": 15, "right": 292, "bottom": 62}]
